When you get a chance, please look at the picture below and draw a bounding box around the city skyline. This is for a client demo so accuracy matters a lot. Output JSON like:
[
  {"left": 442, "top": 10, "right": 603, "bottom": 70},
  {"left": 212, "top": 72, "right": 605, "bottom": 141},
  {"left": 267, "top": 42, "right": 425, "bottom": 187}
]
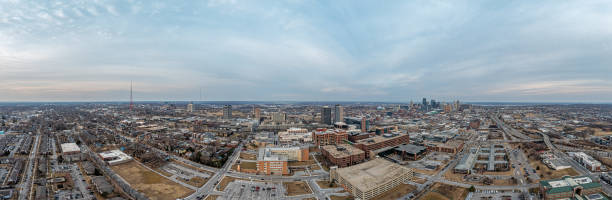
[{"left": 2, "top": 1, "right": 612, "bottom": 102}]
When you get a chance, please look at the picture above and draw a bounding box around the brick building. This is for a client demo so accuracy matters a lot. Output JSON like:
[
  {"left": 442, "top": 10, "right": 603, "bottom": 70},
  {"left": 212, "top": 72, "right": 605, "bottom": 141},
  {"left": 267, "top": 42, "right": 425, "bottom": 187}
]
[
  {"left": 321, "top": 144, "right": 366, "bottom": 168},
  {"left": 312, "top": 129, "right": 348, "bottom": 146},
  {"left": 354, "top": 132, "right": 410, "bottom": 158},
  {"left": 424, "top": 140, "right": 464, "bottom": 155}
]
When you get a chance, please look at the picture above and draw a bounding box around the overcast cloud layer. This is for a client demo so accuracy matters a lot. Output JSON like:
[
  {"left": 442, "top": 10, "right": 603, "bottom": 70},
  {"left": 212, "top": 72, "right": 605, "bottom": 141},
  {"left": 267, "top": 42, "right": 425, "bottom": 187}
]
[{"left": 1, "top": 0, "right": 612, "bottom": 102}]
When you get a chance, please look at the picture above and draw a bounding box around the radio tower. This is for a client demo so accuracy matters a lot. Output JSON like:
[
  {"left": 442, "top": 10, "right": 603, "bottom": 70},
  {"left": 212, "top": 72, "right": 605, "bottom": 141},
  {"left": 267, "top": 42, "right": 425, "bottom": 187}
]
[{"left": 129, "top": 81, "right": 133, "bottom": 111}]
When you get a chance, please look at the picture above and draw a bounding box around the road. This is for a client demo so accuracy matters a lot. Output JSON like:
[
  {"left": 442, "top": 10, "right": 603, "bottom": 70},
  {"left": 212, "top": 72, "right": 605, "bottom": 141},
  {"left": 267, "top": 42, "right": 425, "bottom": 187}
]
[
  {"left": 539, "top": 132, "right": 612, "bottom": 195},
  {"left": 18, "top": 134, "right": 39, "bottom": 200},
  {"left": 185, "top": 142, "right": 244, "bottom": 200},
  {"left": 70, "top": 164, "right": 94, "bottom": 200}
]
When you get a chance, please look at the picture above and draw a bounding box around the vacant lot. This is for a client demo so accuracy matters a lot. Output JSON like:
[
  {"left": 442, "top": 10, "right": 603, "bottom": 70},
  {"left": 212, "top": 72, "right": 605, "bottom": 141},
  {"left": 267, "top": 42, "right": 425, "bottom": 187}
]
[
  {"left": 330, "top": 195, "right": 353, "bottom": 200},
  {"left": 317, "top": 180, "right": 338, "bottom": 189},
  {"left": 283, "top": 181, "right": 312, "bottom": 196},
  {"left": 420, "top": 183, "right": 468, "bottom": 200},
  {"left": 530, "top": 160, "right": 579, "bottom": 180},
  {"left": 288, "top": 156, "right": 315, "bottom": 167},
  {"left": 204, "top": 195, "right": 219, "bottom": 200},
  {"left": 171, "top": 160, "right": 213, "bottom": 174},
  {"left": 185, "top": 176, "right": 208, "bottom": 187},
  {"left": 111, "top": 161, "right": 193, "bottom": 200},
  {"left": 372, "top": 184, "right": 416, "bottom": 200}
]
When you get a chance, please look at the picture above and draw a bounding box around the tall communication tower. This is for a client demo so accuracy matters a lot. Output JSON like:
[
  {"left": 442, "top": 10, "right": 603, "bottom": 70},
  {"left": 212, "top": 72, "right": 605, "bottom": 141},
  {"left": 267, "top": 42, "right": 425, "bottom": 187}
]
[{"left": 129, "top": 81, "right": 133, "bottom": 111}]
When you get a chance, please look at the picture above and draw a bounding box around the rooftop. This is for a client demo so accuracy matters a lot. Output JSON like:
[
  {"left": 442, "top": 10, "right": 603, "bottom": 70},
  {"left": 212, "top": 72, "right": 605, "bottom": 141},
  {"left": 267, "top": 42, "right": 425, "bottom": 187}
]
[
  {"left": 98, "top": 150, "right": 133, "bottom": 165},
  {"left": 60, "top": 143, "right": 80, "bottom": 153},
  {"left": 540, "top": 175, "right": 602, "bottom": 194},
  {"left": 322, "top": 144, "right": 364, "bottom": 158},
  {"left": 394, "top": 144, "right": 427, "bottom": 154},
  {"left": 355, "top": 132, "right": 406, "bottom": 145},
  {"left": 335, "top": 158, "right": 412, "bottom": 192}
]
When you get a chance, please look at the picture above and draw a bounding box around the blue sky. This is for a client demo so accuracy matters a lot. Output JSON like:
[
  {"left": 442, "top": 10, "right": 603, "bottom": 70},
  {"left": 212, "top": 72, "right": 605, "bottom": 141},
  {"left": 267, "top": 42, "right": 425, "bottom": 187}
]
[{"left": 1, "top": 0, "right": 612, "bottom": 102}]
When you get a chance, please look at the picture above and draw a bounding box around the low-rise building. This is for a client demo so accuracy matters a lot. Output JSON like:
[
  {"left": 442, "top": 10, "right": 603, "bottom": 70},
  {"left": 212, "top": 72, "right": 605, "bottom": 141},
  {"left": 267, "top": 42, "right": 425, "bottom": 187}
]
[
  {"left": 540, "top": 176, "right": 605, "bottom": 200},
  {"left": 255, "top": 146, "right": 309, "bottom": 175},
  {"left": 312, "top": 129, "right": 348, "bottom": 146},
  {"left": 321, "top": 144, "right": 366, "bottom": 168},
  {"left": 92, "top": 176, "right": 114, "bottom": 195},
  {"left": 98, "top": 150, "right": 133, "bottom": 166},
  {"left": 278, "top": 128, "right": 312, "bottom": 145},
  {"left": 330, "top": 158, "right": 414, "bottom": 200},
  {"left": 569, "top": 152, "right": 602, "bottom": 172},
  {"left": 60, "top": 143, "right": 82, "bottom": 162},
  {"left": 353, "top": 132, "right": 410, "bottom": 158},
  {"left": 424, "top": 140, "right": 464, "bottom": 154}
]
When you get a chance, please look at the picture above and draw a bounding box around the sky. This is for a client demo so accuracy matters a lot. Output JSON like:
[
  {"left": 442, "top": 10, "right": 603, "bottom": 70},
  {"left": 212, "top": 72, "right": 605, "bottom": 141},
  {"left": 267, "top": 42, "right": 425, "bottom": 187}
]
[{"left": 1, "top": 0, "right": 612, "bottom": 102}]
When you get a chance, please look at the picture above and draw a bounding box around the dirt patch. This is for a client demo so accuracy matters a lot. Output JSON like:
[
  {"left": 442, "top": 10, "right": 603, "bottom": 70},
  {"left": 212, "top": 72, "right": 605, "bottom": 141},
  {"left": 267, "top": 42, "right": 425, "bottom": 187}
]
[
  {"left": 283, "top": 181, "right": 312, "bottom": 196},
  {"left": 288, "top": 156, "right": 315, "bottom": 167},
  {"left": 530, "top": 160, "right": 579, "bottom": 180},
  {"left": 330, "top": 195, "right": 353, "bottom": 200},
  {"left": 420, "top": 183, "right": 468, "bottom": 200},
  {"left": 204, "top": 195, "right": 219, "bottom": 200},
  {"left": 413, "top": 168, "right": 438, "bottom": 176},
  {"left": 111, "top": 161, "right": 193, "bottom": 200},
  {"left": 171, "top": 160, "right": 213, "bottom": 174},
  {"left": 372, "top": 184, "right": 416, "bottom": 200},
  {"left": 317, "top": 180, "right": 338, "bottom": 189},
  {"left": 185, "top": 176, "right": 208, "bottom": 187}
]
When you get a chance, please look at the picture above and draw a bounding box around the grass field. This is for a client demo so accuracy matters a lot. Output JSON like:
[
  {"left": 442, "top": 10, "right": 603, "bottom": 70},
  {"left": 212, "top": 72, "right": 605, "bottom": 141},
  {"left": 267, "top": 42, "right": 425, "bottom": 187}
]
[
  {"left": 111, "top": 161, "right": 193, "bottom": 200},
  {"left": 283, "top": 181, "right": 312, "bottom": 196},
  {"left": 316, "top": 180, "right": 338, "bottom": 189},
  {"left": 530, "top": 160, "right": 579, "bottom": 180},
  {"left": 372, "top": 184, "right": 416, "bottom": 200},
  {"left": 420, "top": 183, "right": 468, "bottom": 200},
  {"left": 204, "top": 195, "right": 219, "bottom": 200},
  {"left": 329, "top": 195, "right": 353, "bottom": 200}
]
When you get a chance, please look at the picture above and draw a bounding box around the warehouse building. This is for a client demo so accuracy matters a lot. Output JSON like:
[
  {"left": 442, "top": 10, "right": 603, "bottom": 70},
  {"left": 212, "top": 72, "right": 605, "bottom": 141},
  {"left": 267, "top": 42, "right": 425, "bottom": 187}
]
[{"left": 330, "top": 158, "right": 414, "bottom": 200}]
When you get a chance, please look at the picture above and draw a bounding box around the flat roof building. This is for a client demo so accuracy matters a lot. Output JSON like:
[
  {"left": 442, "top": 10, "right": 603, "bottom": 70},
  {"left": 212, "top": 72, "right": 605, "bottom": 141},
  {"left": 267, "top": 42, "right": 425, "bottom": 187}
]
[
  {"left": 99, "top": 150, "right": 133, "bottom": 166},
  {"left": 354, "top": 132, "right": 410, "bottom": 158},
  {"left": 321, "top": 144, "right": 366, "bottom": 168},
  {"left": 60, "top": 143, "right": 80, "bottom": 154},
  {"left": 540, "top": 175, "right": 605, "bottom": 200},
  {"left": 312, "top": 129, "right": 348, "bottom": 146},
  {"left": 331, "top": 158, "right": 414, "bottom": 200},
  {"left": 256, "top": 146, "right": 309, "bottom": 175}
]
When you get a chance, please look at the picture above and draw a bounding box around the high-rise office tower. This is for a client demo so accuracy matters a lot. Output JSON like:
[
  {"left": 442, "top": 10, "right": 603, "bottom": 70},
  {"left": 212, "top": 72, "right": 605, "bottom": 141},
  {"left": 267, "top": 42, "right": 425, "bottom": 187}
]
[
  {"left": 254, "top": 107, "right": 261, "bottom": 120},
  {"left": 187, "top": 103, "right": 194, "bottom": 112},
  {"left": 321, "top": 106, "right": 332, "bottom": 125},
  {"left": 361, "top": 117, "right": 367, "bottom": 132},
  {"left": 334, "top": 104, "right": 344, "bottom": 123},
  {"left": 223, "top": 105, "right": 232, "bottom": 120},
  {"left": 422, "top": 98, "right": 428, "bottom": 111},
  {"left": 271, "top": 112, "right": 286, "bottom": 123}
]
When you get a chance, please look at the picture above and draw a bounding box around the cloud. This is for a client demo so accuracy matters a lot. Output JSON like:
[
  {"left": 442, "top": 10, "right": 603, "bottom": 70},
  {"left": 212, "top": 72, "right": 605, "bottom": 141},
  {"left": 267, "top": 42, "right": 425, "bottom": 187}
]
[{"left": 0, "top": 0, "right": 611, "bottom": 102}]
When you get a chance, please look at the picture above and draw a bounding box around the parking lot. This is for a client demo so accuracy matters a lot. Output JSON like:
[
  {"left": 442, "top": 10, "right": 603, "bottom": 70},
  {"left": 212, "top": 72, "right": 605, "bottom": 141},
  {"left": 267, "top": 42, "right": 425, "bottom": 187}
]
[{"left": 220, "top": 180, "right": 286, "bottom": 200}]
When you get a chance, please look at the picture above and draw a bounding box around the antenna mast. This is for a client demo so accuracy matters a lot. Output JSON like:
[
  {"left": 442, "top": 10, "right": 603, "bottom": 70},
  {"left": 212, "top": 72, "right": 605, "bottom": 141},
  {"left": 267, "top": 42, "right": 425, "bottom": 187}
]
[{"left": 130, "top": 81, "right": 133, "bottom": 111}]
